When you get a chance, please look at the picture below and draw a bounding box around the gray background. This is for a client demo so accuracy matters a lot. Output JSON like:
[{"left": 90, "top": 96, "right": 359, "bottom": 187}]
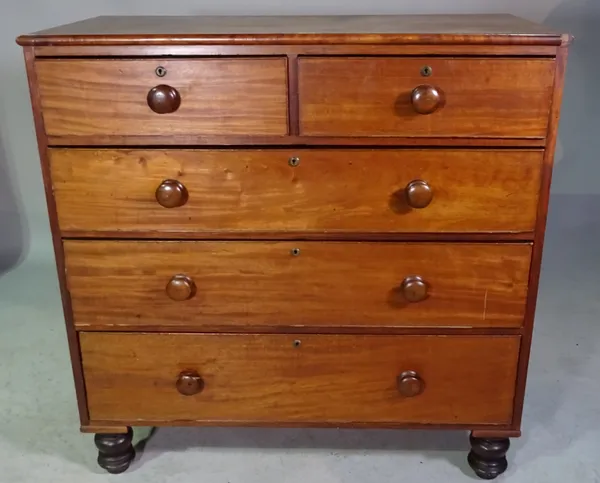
[{"left": 1, "top": 2, "right": 599, "bottom": 482}]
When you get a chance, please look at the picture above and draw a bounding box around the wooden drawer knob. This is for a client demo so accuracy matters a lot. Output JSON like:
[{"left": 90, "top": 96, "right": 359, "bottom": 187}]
[
  {"left": 397, "top": 370, "right": 425, "bottom": 397},
  {"left": 147, "top": 84, "right": 181, "bottom": 114},
  {"left": 405, "top": 180, "right": 433, "bottom": 209},
  {"left": 401, "top": 276, "right": 428, "bottom": 303},
  {"left": 166, "top": 274, "right": 196, "bottom": 301},
  {"left": 176, "top": 371, "right": 204, "bottom": 396},
  {"left": 155, "top": 179, "right": 188, "bottom": 208},
  {"left": 411, "top": 85, "right": 445, "bottom": 115}
]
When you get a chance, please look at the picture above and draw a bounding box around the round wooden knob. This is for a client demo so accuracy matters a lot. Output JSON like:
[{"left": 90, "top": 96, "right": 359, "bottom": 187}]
[
  {"left": 411, "top": 85, "right": 445, "bottom": 114},
  {"left": 397, "top": 370, "right": 425, "bottom": 397},
  {"left": 401, "top": 276, "right": 428, "bottom": 303},
  {"left": 176, "top": 371, "right": 204, "bottom": 396},
  {"left": 166, "top": 274, "right": 196, "bottom": 301},
  {"left": 405, "top": 180, "right": 433, "bottom": 209},
  {"left": 155, "top": 179, "right": 188, "bottom": 208},
  {"left": 147, "top": 84, "right": 181, "bottom": 114}
]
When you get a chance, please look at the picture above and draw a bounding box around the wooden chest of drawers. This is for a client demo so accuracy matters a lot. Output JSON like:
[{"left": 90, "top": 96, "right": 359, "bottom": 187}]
[{"left": 18, "top": 14, "right": 570, "bottom": 479}]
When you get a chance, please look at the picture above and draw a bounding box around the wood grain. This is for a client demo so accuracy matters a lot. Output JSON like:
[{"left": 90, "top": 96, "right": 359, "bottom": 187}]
[
  {"left": 64, "top": 241, "right": 532, "bottom": 329},
  {"left": 35, "top": 58, "right": 288, "bottom": 138},
  {"left": 80, "top": 333, "right": 520, "bottom": 424},
  {"left": 32, "top": 44, "right": 560, "bottom": 58},
  {"left": 16, "top": 14, "right": 566, "bottom": 46},
  {"left": 46, "top": 134, "right": 547, "bottom": 148},
  {"left": 22, "top": 47, "right": 90, "bottom": 425},
  {"left": 50, "top": 149, "right": 542, "bottom": 235},
  {"left": 512, "top": 45, "right": 570, "bottom": 431},
  {"left": 299, "top": 57, "right": 555, "bottom": 138}
]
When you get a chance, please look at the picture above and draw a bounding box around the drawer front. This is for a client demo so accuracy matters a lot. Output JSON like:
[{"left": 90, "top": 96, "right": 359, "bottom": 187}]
[
  {"left": 299, "top": 57, "right": 554, "bottom": 138},
  {"left": 81, "top": 333, "right": 519, "bottom": 424},
  {"left": 50, "top": 149, "right": 542, "bottom": 235},
  {"left": 65, "top": 241, "right": 531, "bottom": 329},
  {"left": 36, "top": 58, "right": 288, "bottom": 139}
]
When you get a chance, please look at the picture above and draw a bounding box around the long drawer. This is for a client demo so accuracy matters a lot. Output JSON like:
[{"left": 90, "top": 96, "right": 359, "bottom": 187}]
[
  {"left": 81, "top": 333, "right": 520, "bottom": 425},
  {"left": 35, "top": 58, "right": 288, "bottom": 139},
  {"left": 64, "top": 241, "right": 531, "bottom": 330},
  {"left": 50, "top": 149, "right": 542, "bottom": 235},
  {"left": 299, "top": 57, "right": 554, "bottom": 138}
]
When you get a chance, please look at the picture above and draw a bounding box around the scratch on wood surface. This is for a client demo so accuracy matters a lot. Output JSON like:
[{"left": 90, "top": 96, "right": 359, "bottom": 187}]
[{"left": 483, "top": 290, "right": 488, "bottom": 320}]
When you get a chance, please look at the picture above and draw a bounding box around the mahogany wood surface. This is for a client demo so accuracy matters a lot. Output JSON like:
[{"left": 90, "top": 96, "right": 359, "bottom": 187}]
[
  {"left": 80, "top": 333, "right": 520, "bottom": 424},
  {"left": 50, "top": 148, "right": 542, "bottom": 235},
  {"left": 22, "top": 47, "right": 90, "bottom": 425},
  {"left": 299, "top": 57, "right": 554, "bottom": 138},
  {"left": 512, "top": 45, "right": 570, "bottom": 431},
  {"left": 31, "top": 44, "right": 561, "bottom": 58},
  {"left": 17, "top": 14, "right": 567, "bottom": 46},
  {"left": 64, "top": 241, "right": 531, "bottom": 329},
  {"left": 35, "top": 58, "right": 288, "bottom": 138}
]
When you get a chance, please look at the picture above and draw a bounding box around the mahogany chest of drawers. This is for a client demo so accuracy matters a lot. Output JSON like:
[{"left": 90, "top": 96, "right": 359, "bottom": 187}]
[{"left": 17, "top": 14, "right": 570, "bottom": 479}]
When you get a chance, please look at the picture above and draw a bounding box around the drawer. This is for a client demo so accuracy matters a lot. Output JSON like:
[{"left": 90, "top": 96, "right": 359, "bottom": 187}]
[
  {"left": 35, "top": 58, "right": 288, "bottom": 139},
  {"left": 81, "top": 333, "right": 519, "bottom": 425},
  {"left": 50, "top": 148, "right": 542, "bottom": 235},
  {"left": 64, "top": 241, "right": 531, "bottom": 330},
  {"left": 299, "top": 57, "right": 554, "bottom": 138}
]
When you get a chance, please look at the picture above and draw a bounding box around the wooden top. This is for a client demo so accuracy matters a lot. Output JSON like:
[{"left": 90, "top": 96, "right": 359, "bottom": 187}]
[{"left": 17, "top": 14, "right": 569, "bottom": 46}]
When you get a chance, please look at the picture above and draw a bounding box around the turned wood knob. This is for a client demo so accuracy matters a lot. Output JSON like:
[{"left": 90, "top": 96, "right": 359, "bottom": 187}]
[
  {"left": 147, "top": 84, "right": 181, "bottom": 114},
  {"left": 166, "top": 274, "right": 196, "bottom": 301},
  {"left": 397, "top": 370, "right": 425, "bottom": 397},
  {"left": 401, "top": 276, "right": 428, "bottom": 303},
  {"left": 405, "top": 180, "right": 433, "bottom": 209},
  {"left": 411, "top": 85, "right": 445, "bottom": 114},
  {"left": 176, "top": 371, "right": 204, "bottom": 396},
  {"left": 155, "top": 179, "right": 188, "bottom": 208}
]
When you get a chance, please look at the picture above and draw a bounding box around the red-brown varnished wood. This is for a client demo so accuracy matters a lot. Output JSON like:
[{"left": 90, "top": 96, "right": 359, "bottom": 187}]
[
  {"left": 31, "top": 44, "right": 560, "bottom": 58},
  {"left": 64, "top": 241, "right": 532, "bottom": 330},
  {"left": 60, "top": 231, "right": 536, "bottom": 242},
  {"left": 46, "top": 134, "right": 547, "bottom": 148},
  {"left": 80, "top": 425, "right": 129, "bottom": 434},
  {"left": 80, "top": 333, "right": 520, "bottom": 425},
  {"left": 49, "top": 149, "right": 542, "bottom": 235},
  {"left": 471, "top": 429, "right": 522, "bottom": 439},
  {"left": 299, "top": 57, "right": 555, "bottom": 138},
  {"left": 35, "top": 58, "right": 288, "bottom": 139},
  {"left": 22, "top": 47, "right": 89, "bottom": 425},
  {"left": 512, "top": 45, "right": 570, "bottom": 431},
  {"left": 16, "top": 15, "right": 566, "bottom": 46}
]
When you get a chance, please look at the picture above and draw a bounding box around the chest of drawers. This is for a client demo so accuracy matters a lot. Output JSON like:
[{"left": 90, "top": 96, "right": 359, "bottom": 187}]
[{"left": 17, "top": 14, "right": 570, "bottom": 479}]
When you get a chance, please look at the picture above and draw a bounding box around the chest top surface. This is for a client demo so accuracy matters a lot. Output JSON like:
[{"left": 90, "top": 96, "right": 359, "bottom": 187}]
[{"left": 16, "top": 14, "right": 568, "bottom": 46}]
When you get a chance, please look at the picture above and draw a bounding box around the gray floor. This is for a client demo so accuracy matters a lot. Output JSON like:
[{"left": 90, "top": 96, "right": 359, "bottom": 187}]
[{"left": 1, "top": 197, "right": 599, "bottom": 482}]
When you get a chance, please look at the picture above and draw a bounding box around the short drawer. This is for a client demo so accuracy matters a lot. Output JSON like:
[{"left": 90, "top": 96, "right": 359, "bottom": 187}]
[
  {"left": 299, "top": 57, "right": 554, "bottom": 138},
  {"left": 64, "top": 241, "right": 531, "bottom": 330},
  {"left": 50, "top": 148, "right": 542, "bottom": 235},
  {"left": 81, "top": 333, "right": 520, "bottom": 425},
  {"left": 35, "top": 58, "right": 288, "bottom": 140}
]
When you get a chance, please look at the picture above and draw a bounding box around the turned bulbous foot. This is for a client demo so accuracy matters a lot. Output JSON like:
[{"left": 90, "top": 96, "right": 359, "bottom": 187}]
[
  {"left": 94, "top": 427, "right": 135, "bottom": 474},
  {"left": 468, "top": 434, "right": 510, "bottom": 480}
]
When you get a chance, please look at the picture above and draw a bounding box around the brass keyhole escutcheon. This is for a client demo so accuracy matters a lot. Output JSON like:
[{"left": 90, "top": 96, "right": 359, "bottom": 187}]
[
  {"left": 291, "top": 248, "right": 301, "bottom": 256},
  {"left": 420, "top": 65, "right": 433, "bottom": 77},
  {"left": 155, "top": 66, "right": 167, "bottom": 77},
  {"left": 293, "top": 340, "right": 302, "bottom": 348},
  {"left": 289, "top": 157, "right": 300, "bottom": 167}
]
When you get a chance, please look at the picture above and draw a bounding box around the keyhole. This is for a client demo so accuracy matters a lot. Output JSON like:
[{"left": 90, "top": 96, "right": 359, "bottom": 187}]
[
  {"left": 288, "top": 157, "right": 300, "bottom": 167},
  {"left": 291, "top": 248, "right": 301, "bottom": 256},
  {"left": 293, "top": 340, "right": 302, "bottom": 348},
  {"left": 155, "top": 66, "right": 167, "bottom": 77},
  {"left": 420, "top": 66, "right": 433, "bottom": 77}
]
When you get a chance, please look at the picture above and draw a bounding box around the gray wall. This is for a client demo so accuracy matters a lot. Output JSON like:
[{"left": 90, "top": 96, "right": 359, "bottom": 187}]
[{"left": 1, "top": 1, "right": 597, "bottom": 271}]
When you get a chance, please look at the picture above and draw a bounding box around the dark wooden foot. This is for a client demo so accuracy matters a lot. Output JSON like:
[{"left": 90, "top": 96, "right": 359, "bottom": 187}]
[
  {"left": 468, "top": 433, "right": 510, "bottom": 480},
  {"left": 94, "top": 427, "right": 135, "bottom": 474}
]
